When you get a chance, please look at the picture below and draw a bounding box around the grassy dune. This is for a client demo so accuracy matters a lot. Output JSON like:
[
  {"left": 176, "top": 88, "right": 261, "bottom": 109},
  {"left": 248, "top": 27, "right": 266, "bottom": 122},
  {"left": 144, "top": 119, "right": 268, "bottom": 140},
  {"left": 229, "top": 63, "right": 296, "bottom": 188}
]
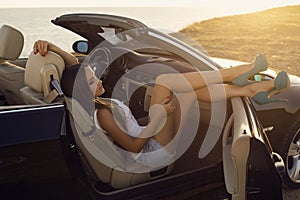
[{"left": 180, "top": 5, "right": 300, "bottom": 76}]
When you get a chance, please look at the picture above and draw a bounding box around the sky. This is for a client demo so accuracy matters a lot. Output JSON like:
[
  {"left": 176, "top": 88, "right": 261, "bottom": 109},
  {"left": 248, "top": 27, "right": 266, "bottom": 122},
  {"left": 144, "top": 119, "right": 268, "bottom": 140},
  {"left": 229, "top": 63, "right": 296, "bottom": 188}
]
[
  {"left": 1, "top": 0, "right": 300, "bottom": 26},
  {"left": 1, "top": 0, "right": 300, "bottom": 11}
]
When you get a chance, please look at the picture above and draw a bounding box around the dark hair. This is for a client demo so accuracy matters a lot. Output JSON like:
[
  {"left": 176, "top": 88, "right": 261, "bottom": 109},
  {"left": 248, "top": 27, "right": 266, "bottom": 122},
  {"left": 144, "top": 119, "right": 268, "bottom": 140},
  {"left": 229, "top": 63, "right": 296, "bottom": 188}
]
[
  {"left": 61, "top": 64, "right": 113, "bottom": 114},
  {"left": 61, "top": 64, "right": 81, "bottom": 97},
  {"left": 61, "top": 64, "right": 128, "bottom": 134}
]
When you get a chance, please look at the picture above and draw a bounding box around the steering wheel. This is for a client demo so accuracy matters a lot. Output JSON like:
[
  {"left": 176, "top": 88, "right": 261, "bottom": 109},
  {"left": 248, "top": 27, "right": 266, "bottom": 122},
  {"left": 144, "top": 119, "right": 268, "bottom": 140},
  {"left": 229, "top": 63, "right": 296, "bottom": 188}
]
[{"left": 86, "top": 47, "right": 112, "bottom": 79}]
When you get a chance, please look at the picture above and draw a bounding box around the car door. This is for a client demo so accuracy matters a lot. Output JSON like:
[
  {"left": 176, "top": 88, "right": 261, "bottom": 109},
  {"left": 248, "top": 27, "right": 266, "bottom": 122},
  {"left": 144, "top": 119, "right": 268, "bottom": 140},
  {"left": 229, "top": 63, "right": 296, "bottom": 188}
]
[
  {"left": 222, "top": 97, "right": 283, "bottom": 200},
  {"left": 0, "top": 103, "right": 74, "bottom": 195}
]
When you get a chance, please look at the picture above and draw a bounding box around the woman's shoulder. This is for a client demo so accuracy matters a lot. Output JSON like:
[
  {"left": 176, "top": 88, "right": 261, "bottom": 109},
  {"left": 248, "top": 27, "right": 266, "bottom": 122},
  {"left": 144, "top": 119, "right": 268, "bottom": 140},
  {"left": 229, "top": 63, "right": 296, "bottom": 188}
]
[
  {"left": 98, "top": 97, "right": 121, "bottom": 105},
  {"left": 109, "top": 98, "right": 123, "bottom": 105},
  {"left": 96, "top": 107, "right": 111, "bottom": 116},
  {"left": 96, "top": 97, "right": 129, "bottom": 117}
]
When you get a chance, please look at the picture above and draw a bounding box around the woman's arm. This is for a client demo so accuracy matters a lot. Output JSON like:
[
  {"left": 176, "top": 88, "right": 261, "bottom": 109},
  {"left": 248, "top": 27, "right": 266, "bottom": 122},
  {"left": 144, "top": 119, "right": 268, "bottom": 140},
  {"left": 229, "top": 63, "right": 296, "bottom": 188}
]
[
  {"left": 97, "top": 97, "right": 175, "bottom": 153},
  {"left": 33, "top": 40, "right": 79, "bottom": 67},
  {"left": 97, "top": 109, "right": 148, "bottom": 153}
]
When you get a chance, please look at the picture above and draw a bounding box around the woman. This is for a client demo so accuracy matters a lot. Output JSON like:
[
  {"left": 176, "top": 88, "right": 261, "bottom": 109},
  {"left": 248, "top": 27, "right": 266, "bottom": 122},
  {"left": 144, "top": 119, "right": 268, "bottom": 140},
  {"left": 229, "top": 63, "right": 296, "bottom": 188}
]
[{"left": 33, "top": 40, "right": 290, "bottom": 167}]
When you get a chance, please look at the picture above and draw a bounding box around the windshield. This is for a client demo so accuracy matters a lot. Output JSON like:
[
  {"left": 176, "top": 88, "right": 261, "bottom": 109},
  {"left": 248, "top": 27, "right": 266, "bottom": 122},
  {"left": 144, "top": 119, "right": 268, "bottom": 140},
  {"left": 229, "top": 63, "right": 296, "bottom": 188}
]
[{"left": 168, "top": 31, "right": 209, "bottom": 56}]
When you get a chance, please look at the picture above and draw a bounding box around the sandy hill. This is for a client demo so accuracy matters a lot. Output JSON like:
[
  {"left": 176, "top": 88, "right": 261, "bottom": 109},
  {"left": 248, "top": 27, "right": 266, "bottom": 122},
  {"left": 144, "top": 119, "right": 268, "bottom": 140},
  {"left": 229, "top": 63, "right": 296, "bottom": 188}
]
[{"left": 180, "top": 5, "right": 300, "bottom": 76}]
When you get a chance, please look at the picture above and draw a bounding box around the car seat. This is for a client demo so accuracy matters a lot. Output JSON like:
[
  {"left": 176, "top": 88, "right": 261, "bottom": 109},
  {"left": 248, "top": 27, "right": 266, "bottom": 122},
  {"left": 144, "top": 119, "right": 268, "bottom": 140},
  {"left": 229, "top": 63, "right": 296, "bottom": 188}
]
[
  {"left": 64, "top": 97, "right": 174, "bottom": 189},
  {"left": 0, "top": 25, "right": 25, "bottom": 104},
  {"left": 20, "top": 50, "right": 65, "bottom": 104}
]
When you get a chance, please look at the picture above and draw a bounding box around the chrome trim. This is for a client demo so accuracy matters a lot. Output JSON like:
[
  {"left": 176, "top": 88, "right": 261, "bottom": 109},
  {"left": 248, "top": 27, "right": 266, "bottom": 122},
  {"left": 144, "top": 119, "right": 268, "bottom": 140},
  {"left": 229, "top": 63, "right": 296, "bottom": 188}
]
[
  {"left": 287, "top": 128, "right": 300, "bottom": 183},
  {"left": 0, "top": 104, "right": 64, "bottom": 114}
]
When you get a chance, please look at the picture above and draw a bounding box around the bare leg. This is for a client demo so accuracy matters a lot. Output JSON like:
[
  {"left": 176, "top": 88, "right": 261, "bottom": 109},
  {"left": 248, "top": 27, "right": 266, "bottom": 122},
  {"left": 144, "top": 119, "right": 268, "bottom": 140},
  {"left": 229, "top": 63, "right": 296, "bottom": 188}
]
[
  {"left": 149, "top": 79, "right": 275, "bottom": 142},
  {"left": 148, "top": 62, "right": 271, "bottom": 149},
  {"left": 156, "top": 62, "right": 258, "bottom": 94},
  {"left": 195, "top": 80, "right": 275, "bottom": 102},
  {"left": 149, "top": 84, "right": 197, "bottom": 154},
  {"left": 150, "top": 84, "right": 176, "bottom": 147},
  {"left": 150, "top": 77, "right": 205, "bottom": 151}
]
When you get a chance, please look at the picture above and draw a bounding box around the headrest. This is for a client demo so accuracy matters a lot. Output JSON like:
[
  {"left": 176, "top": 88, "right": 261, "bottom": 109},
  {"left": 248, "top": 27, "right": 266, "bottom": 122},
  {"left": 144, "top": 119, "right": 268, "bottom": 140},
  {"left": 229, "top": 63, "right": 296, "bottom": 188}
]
[
  {"left": 24, "top": 51, "right": 65, "bottom": 93},
  {"left": 0, "top": 25, "right": 24, "bottom": 60}
]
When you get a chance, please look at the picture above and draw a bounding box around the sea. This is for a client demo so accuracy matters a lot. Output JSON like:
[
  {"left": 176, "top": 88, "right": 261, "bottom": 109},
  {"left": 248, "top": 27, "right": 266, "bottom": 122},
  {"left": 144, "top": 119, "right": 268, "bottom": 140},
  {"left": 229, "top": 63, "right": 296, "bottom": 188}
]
[{"left": 0, "top": 7, "right": 229, "bottom": 57}]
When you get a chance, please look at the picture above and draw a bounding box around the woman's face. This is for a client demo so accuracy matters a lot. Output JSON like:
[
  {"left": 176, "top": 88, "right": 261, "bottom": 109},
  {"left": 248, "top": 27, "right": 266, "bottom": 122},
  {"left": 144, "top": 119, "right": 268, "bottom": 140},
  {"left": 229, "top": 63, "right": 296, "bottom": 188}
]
[{"left": 84, "top": 67, "right": 105, "bottom": 97}]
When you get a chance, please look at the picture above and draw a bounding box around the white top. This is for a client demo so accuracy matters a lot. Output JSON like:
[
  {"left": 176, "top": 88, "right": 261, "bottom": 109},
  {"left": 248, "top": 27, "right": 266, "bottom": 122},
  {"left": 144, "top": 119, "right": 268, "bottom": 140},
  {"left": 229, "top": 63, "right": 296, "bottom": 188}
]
[
  {"left": 94, "top": 99, "right": 145, "bottom": 138},
  {"left": 93, "top": 98, "right": 174, "bottom": 168}
]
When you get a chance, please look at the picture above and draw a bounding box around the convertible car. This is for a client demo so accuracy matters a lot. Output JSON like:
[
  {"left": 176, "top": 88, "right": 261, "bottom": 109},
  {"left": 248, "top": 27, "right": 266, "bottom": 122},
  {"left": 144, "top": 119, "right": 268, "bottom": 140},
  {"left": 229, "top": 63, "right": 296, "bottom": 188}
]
[{"left": 1, "top": 13, "right": 299, "bottom": 200}]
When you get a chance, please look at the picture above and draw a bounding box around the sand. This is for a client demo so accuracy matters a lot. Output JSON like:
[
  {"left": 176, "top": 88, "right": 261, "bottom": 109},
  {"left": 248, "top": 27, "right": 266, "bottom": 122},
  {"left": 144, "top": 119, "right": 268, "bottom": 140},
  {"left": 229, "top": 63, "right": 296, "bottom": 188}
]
[{"left": 180, "top": 5, "right": 300, "bottom": 77}]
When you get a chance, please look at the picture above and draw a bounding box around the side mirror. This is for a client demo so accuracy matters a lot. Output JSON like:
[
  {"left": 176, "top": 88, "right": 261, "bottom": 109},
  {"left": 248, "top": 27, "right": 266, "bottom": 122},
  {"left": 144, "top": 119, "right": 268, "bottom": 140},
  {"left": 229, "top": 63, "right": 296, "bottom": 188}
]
[{"left": 72, "top": 41, "right": 89, "bottom": 54}]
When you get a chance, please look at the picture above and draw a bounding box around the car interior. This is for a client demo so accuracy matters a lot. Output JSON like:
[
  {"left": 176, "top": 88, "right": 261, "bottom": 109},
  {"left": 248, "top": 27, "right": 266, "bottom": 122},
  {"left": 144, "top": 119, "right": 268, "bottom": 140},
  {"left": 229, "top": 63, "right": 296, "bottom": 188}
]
[
  {"left": 0, "top": 24, "right": 254, "bottom": 199},
  {"left": 63, "top": 45, "right": 230, "bottom": 189},
  {"left": 0, "top": 25, "right": 26, "bottom": 105},
  {"left": 20, "top": 50, "right": 65, "bottom": 104}
]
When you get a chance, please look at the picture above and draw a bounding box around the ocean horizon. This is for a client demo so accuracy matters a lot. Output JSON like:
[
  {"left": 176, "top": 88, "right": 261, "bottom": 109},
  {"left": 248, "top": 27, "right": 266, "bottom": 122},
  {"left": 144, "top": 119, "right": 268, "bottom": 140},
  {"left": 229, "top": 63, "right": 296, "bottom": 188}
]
[
  {"left": 0, "top": 7, "right": 233, "bottom": 57},
  {"left": 1, "top": 4, "right": 299, "bottom": 57}
]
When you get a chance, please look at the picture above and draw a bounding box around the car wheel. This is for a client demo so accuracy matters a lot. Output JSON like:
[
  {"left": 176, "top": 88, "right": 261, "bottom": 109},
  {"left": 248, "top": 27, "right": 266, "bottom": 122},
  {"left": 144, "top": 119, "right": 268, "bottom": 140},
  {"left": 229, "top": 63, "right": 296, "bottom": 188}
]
[{"left": 279, "top": 115, "right": 300, "bottom": 188}]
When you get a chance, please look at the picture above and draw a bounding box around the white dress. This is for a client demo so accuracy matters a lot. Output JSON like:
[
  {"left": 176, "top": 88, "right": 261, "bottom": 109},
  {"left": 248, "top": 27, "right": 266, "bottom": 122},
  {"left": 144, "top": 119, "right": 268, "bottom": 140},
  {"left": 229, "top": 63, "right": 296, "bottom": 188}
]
[{"left": 94, "top": 99, "right": 174, "bottom": 167}]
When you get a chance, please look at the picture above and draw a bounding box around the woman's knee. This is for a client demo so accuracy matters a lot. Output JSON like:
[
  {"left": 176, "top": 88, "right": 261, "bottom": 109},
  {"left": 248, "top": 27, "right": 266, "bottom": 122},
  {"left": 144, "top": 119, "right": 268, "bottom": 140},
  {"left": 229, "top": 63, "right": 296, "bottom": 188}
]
[
  {"left": 155, "top": 74, "right": 170, "bottom": 87},
  {"left": 155, "top": 73, "right": 180, "bottom": 92}
]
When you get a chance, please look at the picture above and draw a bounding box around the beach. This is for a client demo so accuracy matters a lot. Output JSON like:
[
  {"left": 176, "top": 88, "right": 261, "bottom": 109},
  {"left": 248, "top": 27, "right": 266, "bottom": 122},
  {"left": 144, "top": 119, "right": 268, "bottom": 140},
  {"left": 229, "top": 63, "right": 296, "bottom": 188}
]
[{"left": 180, "top": 5, "right": 300, "bottom": 76}]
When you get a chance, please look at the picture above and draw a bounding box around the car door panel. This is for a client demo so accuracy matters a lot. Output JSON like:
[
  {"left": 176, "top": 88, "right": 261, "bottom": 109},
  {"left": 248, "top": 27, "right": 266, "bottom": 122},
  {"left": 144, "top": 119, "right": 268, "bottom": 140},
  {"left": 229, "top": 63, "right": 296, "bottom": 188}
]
[
  {"left": 0, "top": 104, "right": 65, "bottom": 147},
  {"left": 0, "top": 104, "right": 73, "bottom": 189},
  {"left": 223, "top": 98, "right": 283, "bottom": 200},
  {"left": 223, "top": 98, "right": 250, "bottom": 199}
]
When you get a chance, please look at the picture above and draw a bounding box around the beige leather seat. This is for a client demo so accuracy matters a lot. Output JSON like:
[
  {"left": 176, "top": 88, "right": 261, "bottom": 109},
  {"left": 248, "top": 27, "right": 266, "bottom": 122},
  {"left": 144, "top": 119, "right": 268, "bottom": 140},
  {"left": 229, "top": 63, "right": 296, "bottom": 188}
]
[
  {"left": 65, "top": 97, "right": 174, "bottom": 189},
  {"left": 0, "top": 25, "right": 25, "bottom": 104},
  {"left": 20, "top": 51, "right": 65, "bottom": 104}
]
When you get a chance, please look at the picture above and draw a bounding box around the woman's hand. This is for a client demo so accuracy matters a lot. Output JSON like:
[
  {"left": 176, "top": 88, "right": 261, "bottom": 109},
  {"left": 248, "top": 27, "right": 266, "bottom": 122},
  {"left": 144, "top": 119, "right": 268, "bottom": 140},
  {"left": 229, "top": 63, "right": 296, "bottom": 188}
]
[
  {"left": 160, "top": 97, "right": 176, "bottom": 114},
  {"left": 33, "top": 40, "right": 52, "bottom": 56},
  {"left": 32, "top": 40, "right": 79, "bottom": 66},
  {"left": 146, "top": 96, "right": 176, "bottom": 139}
]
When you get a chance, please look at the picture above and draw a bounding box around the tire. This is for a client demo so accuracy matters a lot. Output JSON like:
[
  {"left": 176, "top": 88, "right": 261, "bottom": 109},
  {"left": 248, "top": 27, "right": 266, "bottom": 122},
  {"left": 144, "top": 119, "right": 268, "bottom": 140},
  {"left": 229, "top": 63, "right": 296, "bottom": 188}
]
[{"left": 278, "top": 115, "right": 300, "bottom": 188}]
